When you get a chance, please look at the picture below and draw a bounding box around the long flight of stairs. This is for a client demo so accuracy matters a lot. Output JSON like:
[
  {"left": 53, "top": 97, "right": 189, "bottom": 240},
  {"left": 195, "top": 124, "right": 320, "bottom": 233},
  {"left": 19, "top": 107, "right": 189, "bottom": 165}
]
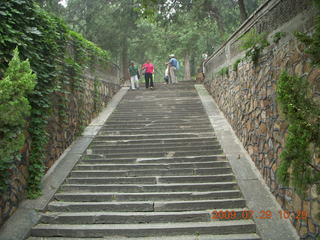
[{"left": 29, "top": 82, "right": 260, "bottom": 239}]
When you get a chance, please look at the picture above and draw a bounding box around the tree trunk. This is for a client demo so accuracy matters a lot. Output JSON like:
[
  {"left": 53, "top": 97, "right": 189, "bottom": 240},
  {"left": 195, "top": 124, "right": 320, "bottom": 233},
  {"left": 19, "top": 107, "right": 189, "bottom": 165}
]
[
  {"left": 238, "top": 0, "right": 248, "bottom": 22},
  {"left": 121, "top": 38, "right": 129, "bottom": 83},
  {"left": 184, "top": 53, "right": 191, "bottom": 81}
]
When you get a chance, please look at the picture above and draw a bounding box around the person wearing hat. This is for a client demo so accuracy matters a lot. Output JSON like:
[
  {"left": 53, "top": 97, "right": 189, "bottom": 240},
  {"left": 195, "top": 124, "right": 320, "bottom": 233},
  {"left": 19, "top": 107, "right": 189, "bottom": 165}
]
[
  {"left": 128, "top": 61, "right": 139, "bottom": 90},
  {"left": 168, "top": 54, "right": 178, "bottom": 84}
]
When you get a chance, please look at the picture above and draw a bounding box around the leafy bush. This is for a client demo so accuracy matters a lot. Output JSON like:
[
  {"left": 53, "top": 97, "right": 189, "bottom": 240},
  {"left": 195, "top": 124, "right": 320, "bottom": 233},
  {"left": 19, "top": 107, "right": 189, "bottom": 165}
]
[
  {"left": 0, "top": 48, "right": 36, "bottom": 193},
  {"left": 218, "top": 66, "right": 229, "bottom": 76},
  {"left": 272, "top": 32, "right": 286, "bottom": 44},
  {"left": 232, "top": 59, "right": 242, "bottom": 72},
  {"left": 276, "top": 71, "right": 320, "bottom": 196},
  {"left": 240, "top": 29, "right": 269, "bottom": 65},
  {"left": 294, "top": 0, "right": 320, "bottom": 65}
]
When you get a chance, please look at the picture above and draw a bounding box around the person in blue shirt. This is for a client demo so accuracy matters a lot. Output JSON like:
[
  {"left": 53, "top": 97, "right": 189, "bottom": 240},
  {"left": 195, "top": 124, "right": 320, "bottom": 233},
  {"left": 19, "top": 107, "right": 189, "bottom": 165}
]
[{"left": 168, "top": 54, "right": 178, "bottom": 84}]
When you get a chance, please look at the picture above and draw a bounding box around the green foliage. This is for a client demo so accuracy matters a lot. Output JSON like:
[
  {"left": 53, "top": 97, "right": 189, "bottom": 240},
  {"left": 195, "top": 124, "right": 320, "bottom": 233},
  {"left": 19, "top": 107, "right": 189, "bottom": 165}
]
[
  {"left": 294, "top": 0, "right": 320, "bottom": 65},
  {"left": 61, "top": 0, "right": 262, "bottom": 80},
  {"left": 218, "top": 66, "right": 229, "bottom": 76},
  {"left": 232, "top": 59, "right": 242, "bottom": 71},
  {"left": 0, "top": 0, "right": 112, "bottom": 198},
  {"left": 272, "top": 32, "right": 286, "bottom": 44},
  {"left": 0, "top": 48, "right": 36, "bottom": 193},
  {"left": 240, "top": 29, "right": 269, "bottom": 65},
  {"left": 276, "top": 71, "right": 320, "bottom": 196}
]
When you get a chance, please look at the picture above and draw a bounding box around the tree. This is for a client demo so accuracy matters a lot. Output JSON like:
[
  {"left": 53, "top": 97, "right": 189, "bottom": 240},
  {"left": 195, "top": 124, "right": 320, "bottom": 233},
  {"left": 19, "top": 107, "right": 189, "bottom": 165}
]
[
  {"left": 237, "top": 0, "right": 248, "bottom": 22},
  {"left": 0, "top": 48, "right": 36, "bottom": 193},
  {"left": 53, "top": 0, "right": 263, "bottom": 81},
  {"left": 62, "top": 0, "right": 140, "bottom": 81}
]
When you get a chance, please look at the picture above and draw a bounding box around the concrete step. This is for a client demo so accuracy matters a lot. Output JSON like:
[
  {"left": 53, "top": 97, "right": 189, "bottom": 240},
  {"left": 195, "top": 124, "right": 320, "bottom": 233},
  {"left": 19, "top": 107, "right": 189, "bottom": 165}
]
[
  {"left": 74, "top": 161, "right": 230, "bottom": 170},
  {"left": 31, "top": 221, "right": 256, "bottom": 238},
  {"left": 60, "top": 182, "right": 238, "bottom": 193},
  {"left": 54, "top": 190, "right": 242, "bottom": 202},
  {"left": 28, "top": 233, "right": 261, "bottom": 240}
]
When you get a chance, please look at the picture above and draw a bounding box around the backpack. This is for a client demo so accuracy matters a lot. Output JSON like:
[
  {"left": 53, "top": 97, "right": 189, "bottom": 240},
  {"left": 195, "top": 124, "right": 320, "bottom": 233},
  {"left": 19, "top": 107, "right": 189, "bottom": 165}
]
[{"left": 176, "top": 60, "right": 180, "bottom": 70}]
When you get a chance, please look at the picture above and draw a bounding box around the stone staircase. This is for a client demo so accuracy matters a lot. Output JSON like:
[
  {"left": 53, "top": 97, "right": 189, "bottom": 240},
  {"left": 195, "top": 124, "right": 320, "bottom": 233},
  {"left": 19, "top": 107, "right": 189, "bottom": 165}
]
[{"left": 29, "top": 82, "right": 260, "bottom": 239}]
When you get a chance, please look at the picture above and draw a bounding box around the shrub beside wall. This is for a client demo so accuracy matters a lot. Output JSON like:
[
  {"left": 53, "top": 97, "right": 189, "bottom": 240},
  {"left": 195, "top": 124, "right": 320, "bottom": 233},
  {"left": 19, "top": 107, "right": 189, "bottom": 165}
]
[{"left": 0, "top": 0, "right": 120, "bottom": 226}]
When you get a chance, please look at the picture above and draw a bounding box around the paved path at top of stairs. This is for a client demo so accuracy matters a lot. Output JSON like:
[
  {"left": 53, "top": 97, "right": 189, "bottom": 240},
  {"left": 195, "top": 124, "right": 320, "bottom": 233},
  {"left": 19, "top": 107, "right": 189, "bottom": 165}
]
[{"left": 29, "top": 82, "right": 260, "bottom": 239}]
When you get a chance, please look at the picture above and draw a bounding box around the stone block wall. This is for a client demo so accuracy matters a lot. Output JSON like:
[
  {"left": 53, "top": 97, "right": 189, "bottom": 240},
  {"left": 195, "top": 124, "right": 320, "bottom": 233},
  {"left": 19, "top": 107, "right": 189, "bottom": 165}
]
[
  {"left": 0, "top": 49, "right": 120, "bottom": 227},
  {"left": 204, "top": 0, "right": 319, "bottom": 238}
]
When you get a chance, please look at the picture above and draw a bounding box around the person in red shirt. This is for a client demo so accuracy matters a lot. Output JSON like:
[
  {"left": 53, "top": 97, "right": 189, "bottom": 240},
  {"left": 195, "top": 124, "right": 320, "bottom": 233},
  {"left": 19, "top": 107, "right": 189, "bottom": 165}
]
[{"left": 142, "top": 60, "right": 154, "bottom": 89}]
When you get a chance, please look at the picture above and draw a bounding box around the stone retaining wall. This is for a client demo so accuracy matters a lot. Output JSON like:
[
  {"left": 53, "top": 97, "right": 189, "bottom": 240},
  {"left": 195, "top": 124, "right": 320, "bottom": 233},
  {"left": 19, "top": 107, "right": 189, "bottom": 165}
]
[
  {"left": 204, "top": 0, "right": 319, "bottom": 238},
  {"left": 0, "top": 50, "right": 120, "bottom": 227}
]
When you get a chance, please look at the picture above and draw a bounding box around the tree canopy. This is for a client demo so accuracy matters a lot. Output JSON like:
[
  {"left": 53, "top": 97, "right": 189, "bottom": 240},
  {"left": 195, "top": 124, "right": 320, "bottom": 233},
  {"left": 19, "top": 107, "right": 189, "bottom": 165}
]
[{"left": 45, "top": 0, "right": 264, "bottom": 80}]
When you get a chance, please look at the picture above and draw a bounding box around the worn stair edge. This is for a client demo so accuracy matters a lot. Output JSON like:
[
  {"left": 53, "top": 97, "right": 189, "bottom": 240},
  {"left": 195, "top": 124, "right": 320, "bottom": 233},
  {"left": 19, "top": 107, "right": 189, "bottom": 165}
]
[
  {"left": 31, "top": 221, "right": 257, "bottom": 238},
  {"left": 65, "top": 174, "right": 235, "bottom": 184},
  {"left": 59, "top": 182, "right": 238, "bottom": 193},
  {"left": 27, "top": 233, "right": 261, "bottom": 240},
  {"left": 47, "top": 198, "right": 246, "bottom": 212},
  {"left": 69, "top": 167, "right": 233, "bottom": 177},
  {"left": 40, "top": 208, "right": 251, "bottom": 224},
  {"left": 53, "top": 190, "right": 242, "bottom": 202}
]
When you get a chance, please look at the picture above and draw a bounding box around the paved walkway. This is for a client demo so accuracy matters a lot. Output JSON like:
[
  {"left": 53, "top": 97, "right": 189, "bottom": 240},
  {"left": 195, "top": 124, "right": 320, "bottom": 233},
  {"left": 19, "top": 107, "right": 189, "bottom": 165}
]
[{"left": 0, "top": 82, "right": 298, "bottom": 240}]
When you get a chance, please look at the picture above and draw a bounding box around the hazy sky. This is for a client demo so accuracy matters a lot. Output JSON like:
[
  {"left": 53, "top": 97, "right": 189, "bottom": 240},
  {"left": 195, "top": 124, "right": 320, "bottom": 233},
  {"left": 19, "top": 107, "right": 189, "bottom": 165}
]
[{"left": 59, "top": 0, "right": 67, "bottom": 7}]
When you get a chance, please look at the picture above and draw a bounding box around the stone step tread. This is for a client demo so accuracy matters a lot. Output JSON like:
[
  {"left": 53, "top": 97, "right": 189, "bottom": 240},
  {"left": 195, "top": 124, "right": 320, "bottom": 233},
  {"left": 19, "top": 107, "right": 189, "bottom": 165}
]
[
  {"left": 66, "top": 175, "right": 235, "bottom": 185},
  {"left": 60, "top": 182, "right": 238, "bottom": 193},
  {"left": 69, "top": 168, "right": 232, "bottom": 177},
  {"left": 88, "top": 150, "right": 224, "bottom": 156},
  {"left": 67, "top": 174, "right": 234, "bottom": 180},
  {"left": 98, "top": 130, "right": 214, "bottom": 134},
  {"left": 41, "top": 208, "right": 247, "bottom": 217},
  {"left": 61, "top": 181, "right": 237, "bottom": 187},
  {"left": 71, "top": 164, "right": 232, "bottom": 174},
  {"left": 32, "top": 220, "right": 256, "bottom": 230},
  {"left": 74, "top": 163, "right": 230, "bottom": 170},
  {"left": 40, "top": 209, "right": 250, "bottom": 224},
  {"left": 88, "top": 144, "right": 222, "bottom": 151},
  {"left": 82, "top": 154, "right": 226, "bottom": 161},
  {"left": 100, "top": 126, "right": 213, "bottom": 130},
  {"left": 28, "top": 233, "right": 260, "bottom": 240},
  {"left": 88, "top": 150, "right": 223, "bottom": 156},
  {"left": 54, "top": 190, "right": 242, "bottom": 201},
  {"left": 75, "top": 161, "right": 229, "bottom": 167},
  {"left": 46, "top": 199, "right": 246, "bottom": 212},
  {"left": 95, "top": 134, "right": 215, "bottom": 139},
  {"left": 80, "top": 158, "right": 228, "bottom": 165},
  {"left": 49, "top": 198, "right": 245, "bottom": 205},
  {"left": 92, "top": 136, "right": 217, "bottom": 142},
  {"left": 55, "top": 190, "right": 241, "bottom": 197},
  {"left": 90, "top": 143, "right": 221, "bottom": 149}
]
